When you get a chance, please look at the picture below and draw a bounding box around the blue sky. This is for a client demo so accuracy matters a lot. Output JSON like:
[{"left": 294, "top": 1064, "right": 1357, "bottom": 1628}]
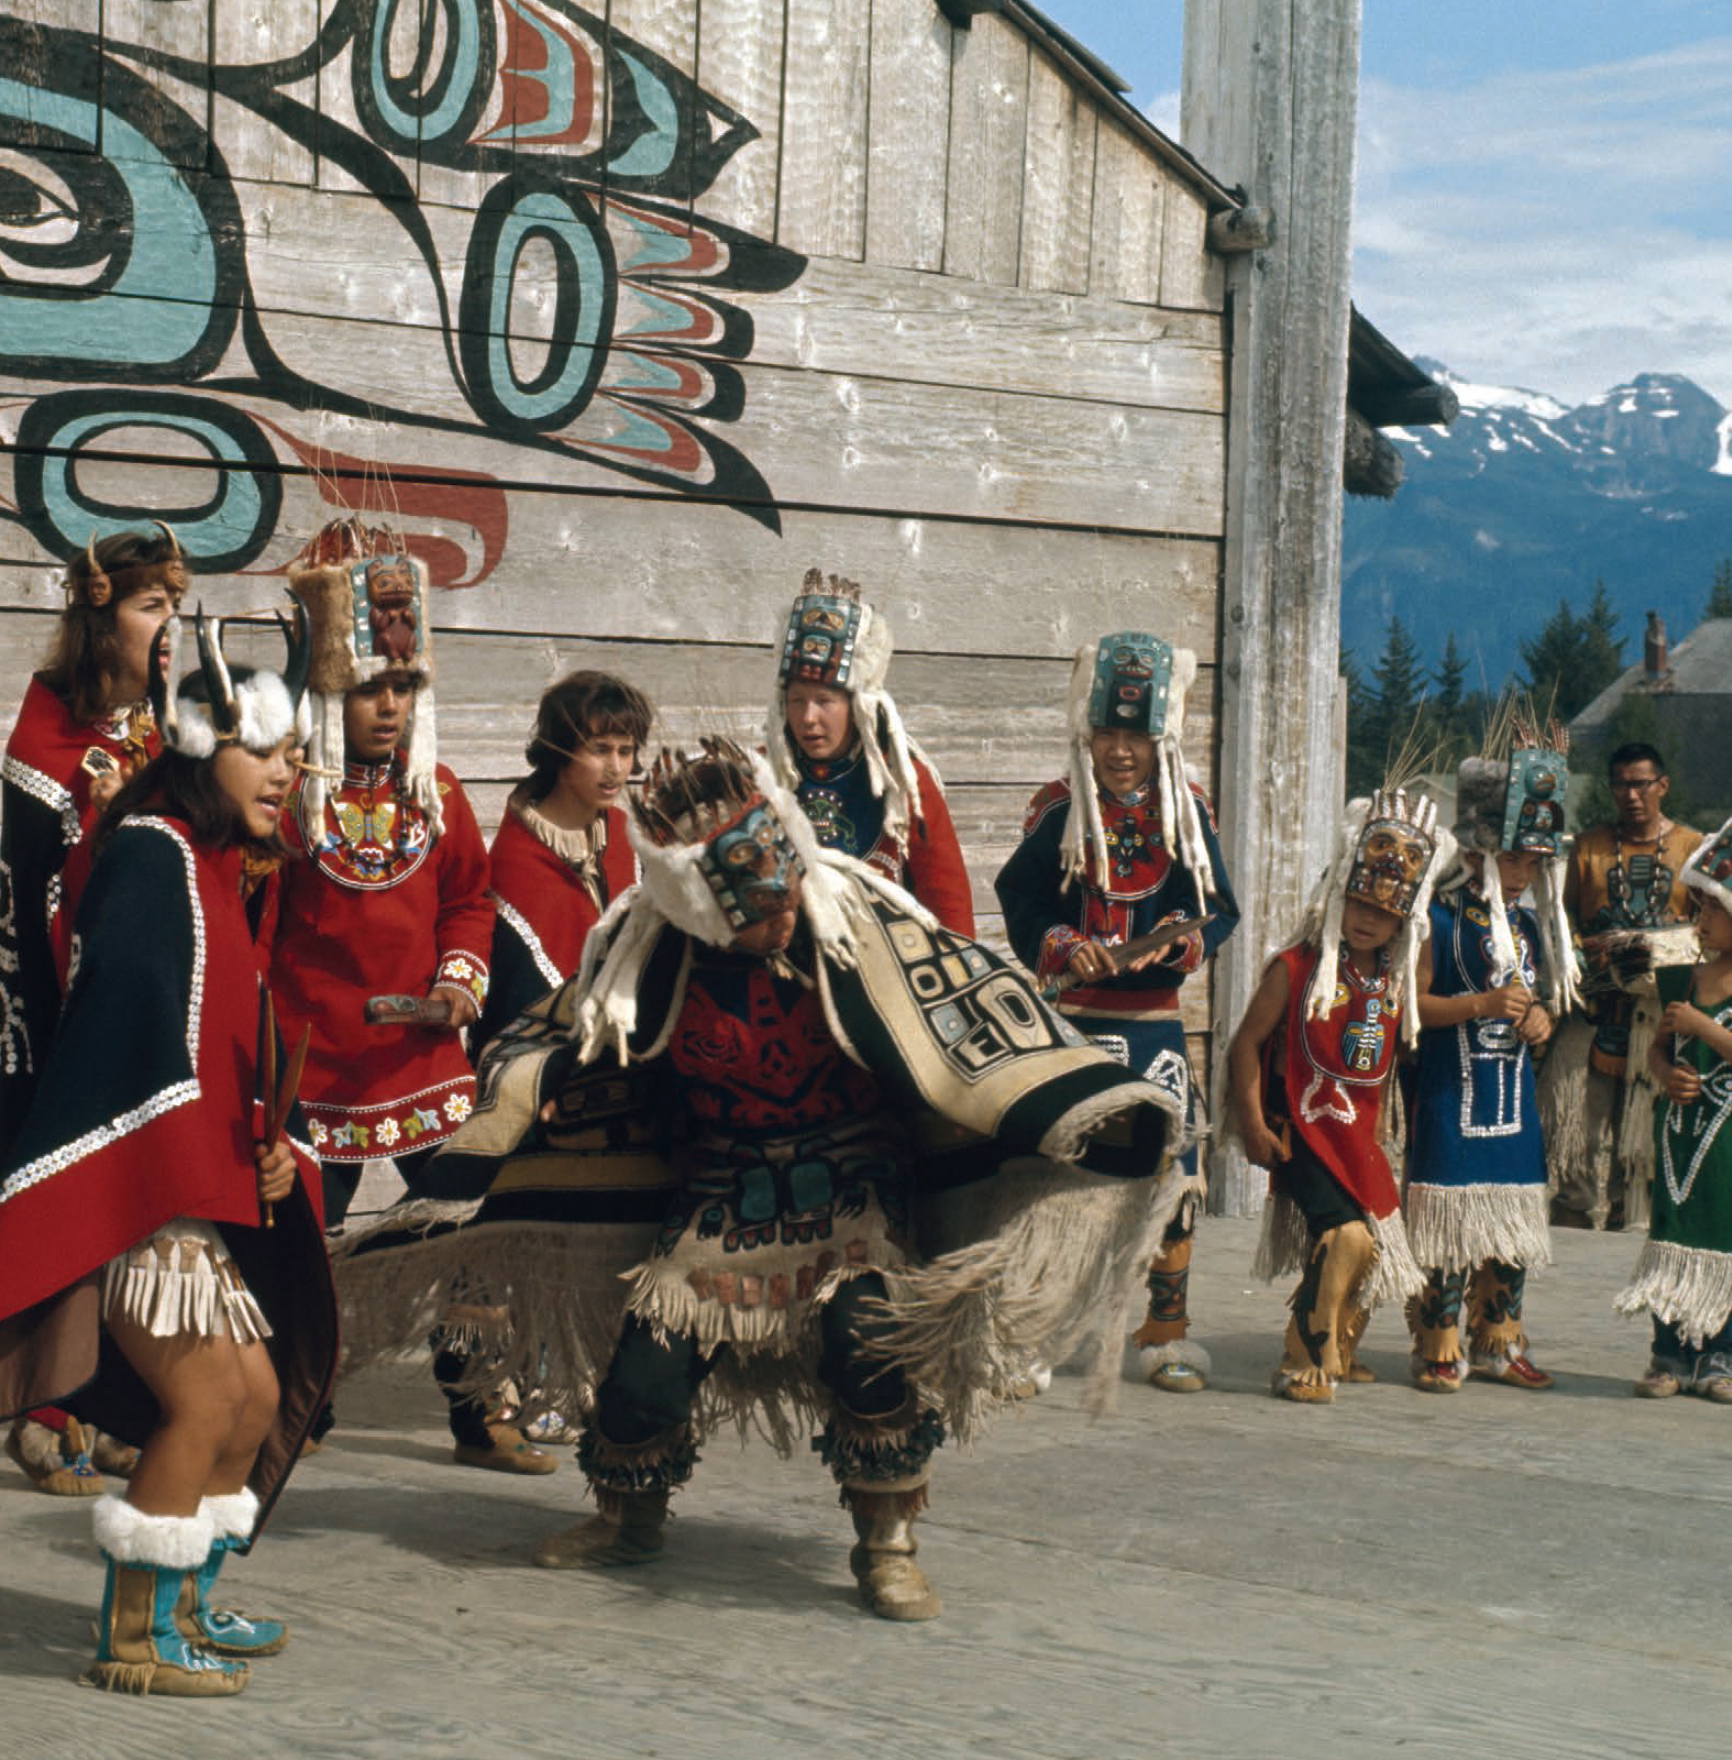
[{"left": 1033, "top": 2, "right": 1732, "bottom": 407}]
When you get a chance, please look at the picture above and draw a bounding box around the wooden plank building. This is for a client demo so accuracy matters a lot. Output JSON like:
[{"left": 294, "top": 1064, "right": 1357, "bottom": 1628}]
[{"left": 0, "top": 0, "right": 1439, "bottom": 1205}]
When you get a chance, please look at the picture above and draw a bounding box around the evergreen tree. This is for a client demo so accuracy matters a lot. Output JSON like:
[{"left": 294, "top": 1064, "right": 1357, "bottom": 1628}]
[
  {"left": 1518, "top": 600, "right": 1583, "bottom": 716},
  {"left": 1706, "top": 557, "right": 1732, "bottom": 620},
  {"left": 1340, "top": 648, "right": 1381, "bottom": 799},
  {"left": 1578, "top": 581, "right": 1626, "bottom": 706},
  {"left": 1520, "top": 591, "right": 1624, "bottom": 723},
  {"left": 1370, "top": 616, "right": 1423, "bottom": 746},
  {"left": 1428, "top": 633, "right": 1471, "bottom": 761}
]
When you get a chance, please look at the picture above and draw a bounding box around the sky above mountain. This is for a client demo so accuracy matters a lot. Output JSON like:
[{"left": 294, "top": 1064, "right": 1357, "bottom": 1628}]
[{"left": 1032, "top": 2, "right": 1732, "bottom": 408}]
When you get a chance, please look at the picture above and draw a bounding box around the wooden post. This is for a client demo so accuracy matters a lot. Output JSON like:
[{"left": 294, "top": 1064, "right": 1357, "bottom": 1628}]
[{"left": 1183, "top": 0, "right": 1361, "bottom": 1214}]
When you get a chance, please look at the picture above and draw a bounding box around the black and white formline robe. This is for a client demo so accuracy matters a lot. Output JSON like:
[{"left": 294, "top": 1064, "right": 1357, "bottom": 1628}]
[{"left": 337, "top": 853, "right": 1196, "bottom": 1445}]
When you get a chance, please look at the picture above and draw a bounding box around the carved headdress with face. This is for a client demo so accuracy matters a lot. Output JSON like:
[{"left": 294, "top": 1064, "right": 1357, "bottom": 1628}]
[
  {"left": 764, "top": 569, "right": 937, "bottom": 845},
  {"left": 1301, "top": 786, "right": 1453, "bottom": 1047},
  {"left": 286, "top": 518, "right": 440, "bottom": 835},
  {"left": 1060, "top": 629, "right": 1213, "bottom": 909},
  {"left": 1448, "top": 715, "right": 1578, "bottom": 1012}
]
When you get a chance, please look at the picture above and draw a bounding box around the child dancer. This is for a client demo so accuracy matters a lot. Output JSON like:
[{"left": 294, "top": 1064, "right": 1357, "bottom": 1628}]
[
  {"left": 1405, "top": 727, "right": 1578, "bottom": 1392},
  {"left": 1240, "top": 787, "right": 1446, "bottom": 1401},
  {"left": 1616, "top": 817, "right": 1732, "bottom": 1398},
  {"left": 0, "top": 614, "right": 335, "bottom": 1696}
]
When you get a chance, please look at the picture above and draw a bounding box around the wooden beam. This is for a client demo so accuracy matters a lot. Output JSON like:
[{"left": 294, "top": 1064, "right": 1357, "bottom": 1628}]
[
  {"left": 1184, "top": 0, "right": 1361, "bottom": 1216},
  {"left": 1206, "top": 204, "right": 1274, "bottom": 253},
  {"left": 1343, "top": 406, "right": 1404, "bottom": 499}
]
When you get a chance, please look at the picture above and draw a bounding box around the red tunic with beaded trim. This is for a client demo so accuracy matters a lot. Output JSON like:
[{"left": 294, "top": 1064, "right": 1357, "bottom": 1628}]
[
  {"left": 1266, "top": 942, "right": 1403, "bottom": 1221},
  {"left": 480, "top": 794, "right": 636, "bottom": 1043},
  {"left": 270, "top": 758, "right": 494, "bottom": 1162},
  {"left": 0, "top": 812, "right": 334, "bottom": 1513},
  {"left": 1, "top": 678, "right": 157, "bottom": 1146}
]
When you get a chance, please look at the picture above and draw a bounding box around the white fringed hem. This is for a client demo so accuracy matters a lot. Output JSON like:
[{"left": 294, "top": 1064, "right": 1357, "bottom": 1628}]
[
  {"left": 1250, "top": 1194, "right": 1420, "bottom": 1312},
  {"left": 100, "top": 1220, "right": 271, "bottom": 1344},
  {"left": 621, "top": 1252, "right": 905, "bottom": 1358},
  {"left": 1403, "top": 1182, "right": 1553, "bottom": 1275},
  {"left": 1364, "top": 1210, "right": 1425, "bottom": 1310},
  {"left": 1613, "top": 1239, "right": 1732, "bottom": 1348},
  {"left": 1251, "top": 1191, "right": 1309, "bottom": 1284}
]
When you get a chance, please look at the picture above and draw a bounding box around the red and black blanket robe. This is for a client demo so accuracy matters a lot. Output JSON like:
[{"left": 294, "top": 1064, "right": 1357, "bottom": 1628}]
[
  {"left": 1, "top": 677, "right": 157, "bottom": 1150},
  {"left": 1264, "top": 942, "right": 1403, "bottom": 1222},
  {"left": 0, "top": 815, "right": 335, "bottom": 1539},
  {"left": 478, "top": 792, "right": 636, "bottom": 1051},
  {"left": 792, "top": 748, "right": 976, "bottom": 937},
  {"left": 271, "top": 758, "right": 495, "bottom": 1162}
]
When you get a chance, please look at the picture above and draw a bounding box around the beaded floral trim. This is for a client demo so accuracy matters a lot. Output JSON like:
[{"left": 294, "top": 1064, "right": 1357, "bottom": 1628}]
[
  {"left": 433, "top": 947, "right": 489, "bottom": 1009},
  {"left": 301, "top": 1078, "right": 476, "bottom": 1157}
]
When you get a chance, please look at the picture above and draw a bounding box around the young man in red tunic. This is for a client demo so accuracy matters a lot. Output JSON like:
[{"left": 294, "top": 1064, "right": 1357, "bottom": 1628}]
[
  {"left": 271, "top": 525, "right": 547, "bottom": 1473},
  {"left": 1234, "top": 786, "right": 1452, "bottom": 1402},
  {"left": 765, "top": 570, "right": 974, "bottom": 936},
  {"left": 478, "top": 670, "right": 650, "bottom": 1048}
]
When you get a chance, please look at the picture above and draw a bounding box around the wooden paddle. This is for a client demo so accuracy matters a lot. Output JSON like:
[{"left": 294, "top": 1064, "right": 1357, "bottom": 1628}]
[{"left": 260, "top": 993, "right": 311, "bottom": 1228}]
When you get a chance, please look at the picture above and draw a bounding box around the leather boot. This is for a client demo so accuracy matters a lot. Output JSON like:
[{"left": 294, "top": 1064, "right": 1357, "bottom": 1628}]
[
  {"left": 845, "top": 1486, "right": 941, "bottom": 1622},
  {"left": 7, "top": 1414, "right": 105, "bottom": 1497},
  {"left": 174, "top": 1490, "right": 288, "bottom": 1658},
  {"left": 1272, "top": 1222, "right": 1377, "bottom": 1402},
  {"left": 1408, "top": 1267, "right": 1467, "bottom": 1392},
  {"left": 1467, "top": 1260, "right": 1552, "bottom": 1388},
  {"left": 1133, "top": 1229, "right": 1209, "bottom": 1392},
  {"left": 532, "top": 1488, "right": 670, "bottom": 1569},
  {"left": 85, "top": 1499, "right": 248, "bottom": 1697},
  {"left": 1339, "top": 1304, "right": 1376, "bottom": 1384},
  {"left": 534, "top": 1422, "right": 695, "bottom": 1569}
]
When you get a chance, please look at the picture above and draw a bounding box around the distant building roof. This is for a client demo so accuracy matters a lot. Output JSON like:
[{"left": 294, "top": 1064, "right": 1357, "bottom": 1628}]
[{"left": 1573, "top": 617, "right": 1732, "bottom": 730}]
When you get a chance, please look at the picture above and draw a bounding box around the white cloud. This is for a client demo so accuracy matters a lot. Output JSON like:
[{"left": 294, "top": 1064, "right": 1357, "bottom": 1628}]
[
  {"left": 1144, "top": 87, "right": 1181, "bottom": 140},
  {"left": 1353, "top": 39, "right": 1732, "bottom": 407}
]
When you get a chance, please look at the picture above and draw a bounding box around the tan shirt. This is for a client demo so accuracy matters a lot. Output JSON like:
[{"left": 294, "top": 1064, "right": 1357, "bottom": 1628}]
[{"left": 1567, "top": 820, "right": 1701, "bottom": 935}]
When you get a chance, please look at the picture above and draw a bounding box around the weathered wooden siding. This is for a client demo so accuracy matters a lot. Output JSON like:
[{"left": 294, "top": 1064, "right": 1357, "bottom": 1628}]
[{"left": 0, "top": 0, "right": 1228, "bottom": 1048}]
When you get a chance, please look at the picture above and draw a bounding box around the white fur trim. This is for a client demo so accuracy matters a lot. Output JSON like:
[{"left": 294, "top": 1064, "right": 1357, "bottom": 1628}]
[
  {"left": 1682, "top": 817, "right": 1732, "bottom": 919},
  {"left": 1138, "top": 1338, "right": 1212, "bottom": 1376},
  {"left": 201, "top": 1488, "right": 260, "bottom": 1543},
  {"left": 92, "top": 1495, "right": 215, "bottom": 1569},
  {"left": 584, "top": 762, "right": 877, "bottom": 1063}
]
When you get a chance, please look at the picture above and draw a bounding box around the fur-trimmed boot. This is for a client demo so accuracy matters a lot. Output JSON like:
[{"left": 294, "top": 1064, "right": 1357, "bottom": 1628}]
[
  {"left": 531, "top": 1425, "right": 695, "bottom": 1569},
  {"left": 1133, "top": 1229, "right": 1210, "bottom": 1392},
  {"left": 175, "top": 1489, "right": 288, "bottom": 1658},
  {"left": 6, "top": 1414, "right": 105, "bottom": 1497},
  {"left": 816, "top": 1399, "right": 946, "bottom": 1622},
  {"left": 85, "top": 1498, "right": 247, "bottom": 1697},
  {"left": 1408, "top": 1268, "right": 1467, "bottom": 1393},
  {"left": 1272, "top": 1222, "right": 1378, "bottom": 1403}
]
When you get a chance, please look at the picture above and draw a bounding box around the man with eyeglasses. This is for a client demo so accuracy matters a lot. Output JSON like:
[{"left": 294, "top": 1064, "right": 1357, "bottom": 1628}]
[{"left": 1540, "top": 742, "right": 1700, "bottom": 1229}]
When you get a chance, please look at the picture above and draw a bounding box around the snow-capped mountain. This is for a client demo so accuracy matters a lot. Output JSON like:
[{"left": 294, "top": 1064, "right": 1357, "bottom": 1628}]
[{"left": 1342, "top": 367, "right": 1732, "bottom": 669}]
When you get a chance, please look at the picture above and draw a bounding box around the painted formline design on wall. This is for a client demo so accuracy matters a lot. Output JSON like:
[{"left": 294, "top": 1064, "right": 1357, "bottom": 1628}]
[{"left": 0, "top": 2, "right": 809, "bottom": 583}]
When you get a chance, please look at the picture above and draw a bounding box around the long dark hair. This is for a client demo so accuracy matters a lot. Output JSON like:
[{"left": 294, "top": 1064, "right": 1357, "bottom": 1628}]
[{"left": 43, "top": 530, "right": 184, "bottom": 721}]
